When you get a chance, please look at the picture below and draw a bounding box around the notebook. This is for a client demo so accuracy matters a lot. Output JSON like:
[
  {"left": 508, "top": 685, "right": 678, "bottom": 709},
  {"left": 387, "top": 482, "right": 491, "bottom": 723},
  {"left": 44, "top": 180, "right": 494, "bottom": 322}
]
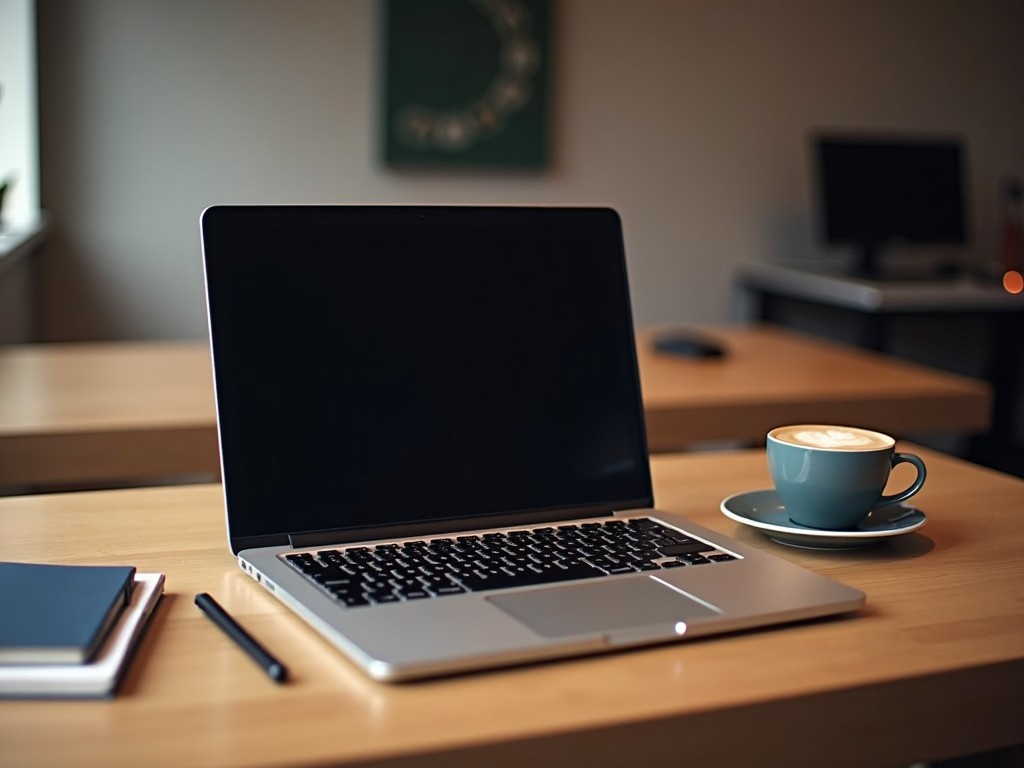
[
  {"left": 0, "top": 572, "right": 164, "bottom": 698},
  {"left": 201, "top": 205, "right": 864, "bottom": 682},
  {"left": 0, "top": 562, "right": 135, "bottom": 665}
]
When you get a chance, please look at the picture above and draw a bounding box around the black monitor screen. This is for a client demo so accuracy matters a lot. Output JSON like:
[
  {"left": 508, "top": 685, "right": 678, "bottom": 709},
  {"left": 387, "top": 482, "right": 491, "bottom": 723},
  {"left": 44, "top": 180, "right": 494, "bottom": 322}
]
[
  {"left": 815, "top": 135, "right": 967, "bottom": 267},
  {"left": 201, "top": 206, "right": 653, "bottom": 552}
]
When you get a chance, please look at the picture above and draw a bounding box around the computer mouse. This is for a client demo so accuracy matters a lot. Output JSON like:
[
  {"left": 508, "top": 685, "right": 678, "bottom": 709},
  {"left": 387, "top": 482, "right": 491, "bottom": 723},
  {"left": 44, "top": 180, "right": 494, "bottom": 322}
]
[{"left": 652, "top": 332, "right": 727, "bottom": 359}]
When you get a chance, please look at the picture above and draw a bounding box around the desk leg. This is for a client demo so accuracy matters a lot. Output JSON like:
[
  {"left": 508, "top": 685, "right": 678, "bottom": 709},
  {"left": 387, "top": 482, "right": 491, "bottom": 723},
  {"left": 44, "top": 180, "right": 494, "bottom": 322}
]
[
  {"left": 987, "top": 313, "right": 1024, "bottom": 447},
  {"left": 750, "top": 289, "right": 774, "bottom": 323},
  {"left": 967, "top": 312, "right": 1024, "bottom": 476},
  {"left": 860, "top": 313, "right": 890, "bottom": 353}
]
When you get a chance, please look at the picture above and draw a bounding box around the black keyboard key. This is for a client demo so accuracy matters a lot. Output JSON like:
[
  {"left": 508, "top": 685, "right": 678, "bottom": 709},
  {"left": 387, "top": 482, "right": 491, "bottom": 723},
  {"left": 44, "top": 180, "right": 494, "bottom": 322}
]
[
  {"left": 393, "top": 578, "right": 428, "bottom": 595},
  {"left": 323, "top": 576, "right": 360, "bottom": 589},
  {"left": 432, "top": 584, "right": 467, "bottom": 596},
  {"left": 605, "top": 564, "right": 638, "bottom": 574},
  {"left": 344, "top": 562, "right": 375, "bottom": 575},
  {"left": 336, "top": 592, "right": 370, "bottom": 607},
  {"left": 420, "top": 575, "right": 461, "bottom": 593},
  {"left": 391, "top": 577, "right": 425, "bottom": 591},
  {"left": 314, "top": 563, "right": 352, "bottom": 581},
  {"left": 285, "top": 554, "right": 322, "bottom": 575},
  {"left": 657, "top": 541, "right": 715, "bottom": 557}
]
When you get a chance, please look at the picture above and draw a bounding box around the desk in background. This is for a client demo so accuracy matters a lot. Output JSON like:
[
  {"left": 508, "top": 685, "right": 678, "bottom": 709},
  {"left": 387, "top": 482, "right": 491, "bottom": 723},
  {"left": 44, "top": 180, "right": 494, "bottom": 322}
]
[
  {"left": 0, "top": 447, "right": 1021, "bottom": 767},
  {"left": 737, "top": 260, "right": 1024, "bottom": 473},
  {"left": 0, "top": 341, "right": 219, "bottom": 489},
  {"left": 636, "top": 324, "right": 990, "bottom": 451},
  {"left": 0, "top": 327, "right": 992, "bottom": 490}
]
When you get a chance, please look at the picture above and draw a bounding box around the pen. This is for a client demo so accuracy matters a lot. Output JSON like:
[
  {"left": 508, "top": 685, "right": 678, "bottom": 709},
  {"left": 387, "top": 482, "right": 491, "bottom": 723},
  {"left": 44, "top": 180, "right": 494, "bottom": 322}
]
[{"left": 194, "top": 592, "right": 288, "bottom": 683}]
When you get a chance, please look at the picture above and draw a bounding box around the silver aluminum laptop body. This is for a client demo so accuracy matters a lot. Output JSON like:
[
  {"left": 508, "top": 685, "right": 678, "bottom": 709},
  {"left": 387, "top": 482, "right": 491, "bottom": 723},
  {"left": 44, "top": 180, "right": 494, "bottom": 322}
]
[{"left": 201, "top": 206, "right": 864, "bottom": 682}]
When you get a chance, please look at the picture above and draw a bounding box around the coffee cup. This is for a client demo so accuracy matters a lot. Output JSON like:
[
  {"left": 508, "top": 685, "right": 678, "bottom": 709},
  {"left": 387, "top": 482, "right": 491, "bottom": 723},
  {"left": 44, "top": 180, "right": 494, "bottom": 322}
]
[{"left": 767, "top": 425, "right": 927, "bottom": 530}]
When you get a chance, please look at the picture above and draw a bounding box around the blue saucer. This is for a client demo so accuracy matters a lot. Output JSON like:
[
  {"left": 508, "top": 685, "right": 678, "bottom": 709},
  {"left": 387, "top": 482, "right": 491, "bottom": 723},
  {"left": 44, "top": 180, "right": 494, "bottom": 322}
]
[{"left": 720, "top": 489, "right": 926, "bottom": 549}]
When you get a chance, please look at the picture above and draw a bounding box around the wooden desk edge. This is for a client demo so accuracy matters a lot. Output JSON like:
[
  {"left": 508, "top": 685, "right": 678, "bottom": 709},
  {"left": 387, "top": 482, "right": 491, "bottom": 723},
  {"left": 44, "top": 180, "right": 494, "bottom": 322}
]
[
  {"left": 0, "top": 426, "right": 221, "bottom": 486},
  {"left": 366, "top": 659, "right": 1024, "bottom": 768}
]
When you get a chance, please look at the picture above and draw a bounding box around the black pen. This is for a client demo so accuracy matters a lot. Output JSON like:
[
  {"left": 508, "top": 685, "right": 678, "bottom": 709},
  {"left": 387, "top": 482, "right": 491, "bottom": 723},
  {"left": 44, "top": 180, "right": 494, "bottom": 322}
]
[{"left": 194, "top": 592, "right": 288, "bottom": 683}]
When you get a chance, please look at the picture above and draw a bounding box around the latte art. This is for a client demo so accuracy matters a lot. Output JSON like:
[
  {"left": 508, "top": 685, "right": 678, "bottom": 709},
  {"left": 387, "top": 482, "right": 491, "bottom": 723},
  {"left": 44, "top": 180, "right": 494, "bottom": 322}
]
[
  {"left": 770, "top": 425, "right": 893, "bottom": 451},
  {"left": 794, "top": 429, "right": 872, "bottom": 448}
]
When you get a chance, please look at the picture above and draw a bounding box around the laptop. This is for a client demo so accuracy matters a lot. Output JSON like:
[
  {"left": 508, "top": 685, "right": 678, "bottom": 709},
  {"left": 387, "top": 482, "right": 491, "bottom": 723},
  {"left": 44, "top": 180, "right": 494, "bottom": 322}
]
[{"left": 201, "top": 205, "right": 864, "bottom": 682}]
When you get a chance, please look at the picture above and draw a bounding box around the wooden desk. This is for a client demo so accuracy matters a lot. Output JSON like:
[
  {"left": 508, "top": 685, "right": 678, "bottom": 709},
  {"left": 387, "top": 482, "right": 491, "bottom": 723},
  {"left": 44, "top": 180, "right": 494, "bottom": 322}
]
[
  {"left": 1, "top": 447, "right": 1021, "bottom": 767},
  {"left": 0, "top": 328, "right": 992, "bottom": 489},
  {"left": 637, "top": 325, "right": 991, "bottom": 451},
  {"left": 0, "top": 341, "right": 219, "bottom": 488}
]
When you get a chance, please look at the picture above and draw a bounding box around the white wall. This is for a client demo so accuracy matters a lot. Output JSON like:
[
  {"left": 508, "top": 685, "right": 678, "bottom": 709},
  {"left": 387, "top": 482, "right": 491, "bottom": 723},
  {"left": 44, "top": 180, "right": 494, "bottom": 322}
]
[{"left": 35, "top": 0, "right": 1024, "bottom": 341}]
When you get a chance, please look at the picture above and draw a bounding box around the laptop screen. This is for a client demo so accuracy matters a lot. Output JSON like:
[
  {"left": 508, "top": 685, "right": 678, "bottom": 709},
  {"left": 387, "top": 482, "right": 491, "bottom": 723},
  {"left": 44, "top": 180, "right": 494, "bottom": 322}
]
[{"left": 202, "top": 206, "right": 652, "bottom": 550}]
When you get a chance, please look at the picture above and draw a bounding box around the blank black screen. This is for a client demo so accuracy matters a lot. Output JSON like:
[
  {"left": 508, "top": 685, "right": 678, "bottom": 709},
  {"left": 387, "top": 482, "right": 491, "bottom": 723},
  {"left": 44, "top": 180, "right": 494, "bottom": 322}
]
[
  {"left": 202, "top": 207, "right": 652, "bottom": 549},
  {"left": 817, "top": 136, "right": 967, "bottom": 245}
]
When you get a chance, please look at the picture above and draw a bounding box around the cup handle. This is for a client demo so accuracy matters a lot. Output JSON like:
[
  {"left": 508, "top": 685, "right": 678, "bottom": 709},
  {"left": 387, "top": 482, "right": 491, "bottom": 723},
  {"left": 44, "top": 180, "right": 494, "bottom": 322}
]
[{"left": 875, "top": 452, "right": 927, "bottom": 508}]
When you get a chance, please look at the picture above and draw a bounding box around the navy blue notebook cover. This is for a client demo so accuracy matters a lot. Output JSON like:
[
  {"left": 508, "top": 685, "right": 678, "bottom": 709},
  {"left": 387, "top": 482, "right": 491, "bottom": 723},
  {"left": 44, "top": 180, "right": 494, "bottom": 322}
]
[{"left": 0, "top": 562, "right": 136, "bottom": 665}]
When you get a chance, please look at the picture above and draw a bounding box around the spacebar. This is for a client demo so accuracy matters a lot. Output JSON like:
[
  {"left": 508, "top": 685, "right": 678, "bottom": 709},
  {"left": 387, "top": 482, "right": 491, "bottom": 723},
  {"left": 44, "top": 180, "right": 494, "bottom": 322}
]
[{"left": 460, "top": 564, "right": 607, "bottom": 592}]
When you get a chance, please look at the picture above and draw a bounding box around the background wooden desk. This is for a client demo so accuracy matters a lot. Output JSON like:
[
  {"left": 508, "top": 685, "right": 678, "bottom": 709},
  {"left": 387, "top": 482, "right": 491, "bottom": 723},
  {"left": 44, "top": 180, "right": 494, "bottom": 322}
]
[
  {"left": 637, "top": 325, "right": 991, "bottom": 451},
  {"left": 0, "top": 327, "right": 991, "bottom": 489},
  {"left": 0, "top": 341, "right": 219, "bottom": 489},
  {"left": 1, "top": 447, "right": 1021, "bottom": 768}
]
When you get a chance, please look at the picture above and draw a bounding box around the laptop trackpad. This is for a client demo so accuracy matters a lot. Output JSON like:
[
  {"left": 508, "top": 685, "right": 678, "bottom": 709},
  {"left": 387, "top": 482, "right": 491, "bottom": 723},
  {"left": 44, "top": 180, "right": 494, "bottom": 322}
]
[{"left": 487, "top": 576, "right": 720, "bottom": 640}]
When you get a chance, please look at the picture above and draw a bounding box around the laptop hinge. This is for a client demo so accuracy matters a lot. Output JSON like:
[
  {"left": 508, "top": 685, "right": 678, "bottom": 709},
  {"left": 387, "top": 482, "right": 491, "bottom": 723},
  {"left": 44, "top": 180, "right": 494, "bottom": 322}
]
[{"left": 286, "top": 505, "right": 617, "bottom": 550}]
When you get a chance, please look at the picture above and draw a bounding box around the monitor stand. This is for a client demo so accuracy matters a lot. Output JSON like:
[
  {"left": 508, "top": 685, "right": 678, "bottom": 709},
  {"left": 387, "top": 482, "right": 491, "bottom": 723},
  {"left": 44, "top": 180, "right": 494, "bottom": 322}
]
[
  {"left": 850, "top": 243, "right": 967, "bottom": 284},
  {"left": 852, "top": 242, "right": 883, "bottom": 279}
]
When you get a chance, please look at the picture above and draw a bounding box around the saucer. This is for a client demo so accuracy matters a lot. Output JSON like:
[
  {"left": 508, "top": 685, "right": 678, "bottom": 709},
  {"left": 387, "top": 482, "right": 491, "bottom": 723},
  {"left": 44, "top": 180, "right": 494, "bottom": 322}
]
[{"left": 720, "top": 489, "right": 926, "bottom": 549}]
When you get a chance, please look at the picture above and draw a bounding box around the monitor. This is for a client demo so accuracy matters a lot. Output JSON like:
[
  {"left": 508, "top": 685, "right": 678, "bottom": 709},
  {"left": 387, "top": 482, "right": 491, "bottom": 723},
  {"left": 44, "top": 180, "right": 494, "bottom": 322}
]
[{"left": 814, "top": 133, "right": 968, "bottom": 278}]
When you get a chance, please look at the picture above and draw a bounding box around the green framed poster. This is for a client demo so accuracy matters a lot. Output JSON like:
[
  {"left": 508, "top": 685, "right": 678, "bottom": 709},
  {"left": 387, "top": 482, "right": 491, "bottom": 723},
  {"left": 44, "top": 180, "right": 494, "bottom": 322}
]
[{"left": 381, "top": 0, "right": 552, "bottom": 168}]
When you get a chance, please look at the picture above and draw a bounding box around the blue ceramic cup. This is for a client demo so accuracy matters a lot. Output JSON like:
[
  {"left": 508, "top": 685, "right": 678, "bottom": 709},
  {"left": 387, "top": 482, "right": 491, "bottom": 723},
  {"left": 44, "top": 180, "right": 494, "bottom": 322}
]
[{"left": 767, "top": 425, "right": 927, "bottom": 530}]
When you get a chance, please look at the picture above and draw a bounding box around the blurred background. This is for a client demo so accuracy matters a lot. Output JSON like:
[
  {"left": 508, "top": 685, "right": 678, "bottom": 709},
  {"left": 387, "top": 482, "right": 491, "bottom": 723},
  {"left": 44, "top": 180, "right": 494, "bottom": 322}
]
[{"left": 1, "top": 0, "right": 1019, "bottom": 342}]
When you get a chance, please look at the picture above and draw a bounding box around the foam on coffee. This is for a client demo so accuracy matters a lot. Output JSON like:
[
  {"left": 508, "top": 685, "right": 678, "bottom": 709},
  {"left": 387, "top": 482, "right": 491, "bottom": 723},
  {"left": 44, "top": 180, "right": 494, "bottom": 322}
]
[{"left": 770, "top": 425, "right": 893, "bottom": 451}]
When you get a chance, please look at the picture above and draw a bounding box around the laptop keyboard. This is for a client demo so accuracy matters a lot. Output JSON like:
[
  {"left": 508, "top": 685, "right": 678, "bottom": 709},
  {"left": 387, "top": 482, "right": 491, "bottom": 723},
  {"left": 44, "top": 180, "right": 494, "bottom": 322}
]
[{"left": 283, "top": 517, "right": 738, "bottom": 608}]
